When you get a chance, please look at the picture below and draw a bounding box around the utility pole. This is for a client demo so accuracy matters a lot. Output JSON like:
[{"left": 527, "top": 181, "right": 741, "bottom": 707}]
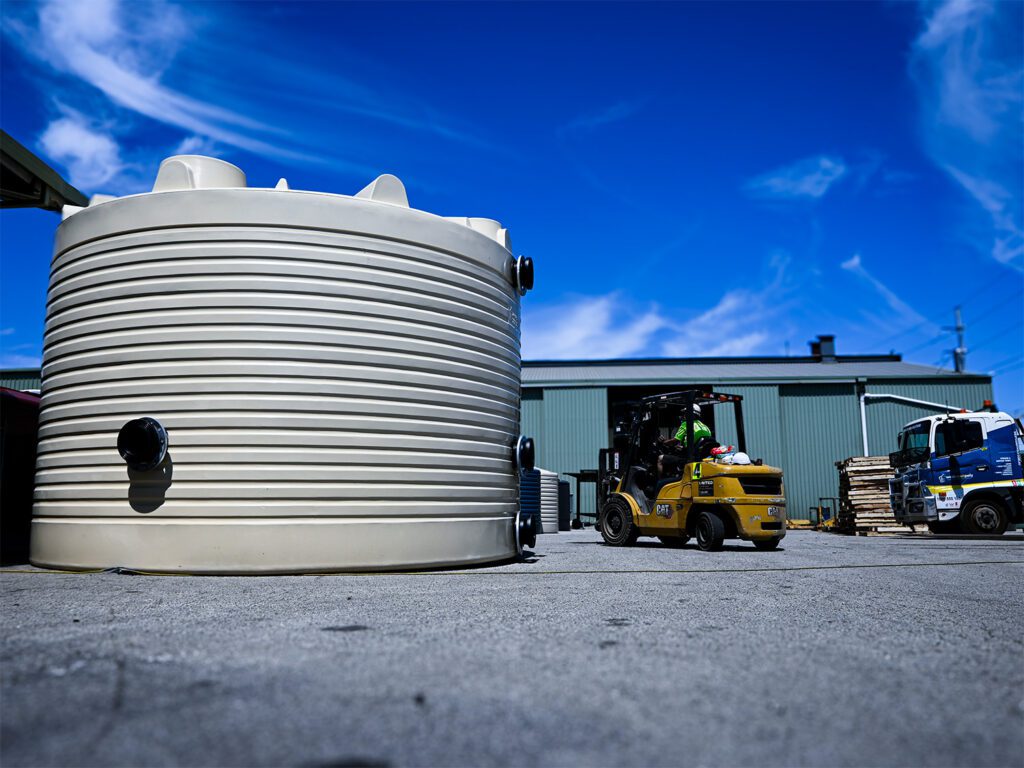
[{"left": 946, "top": 306, "right": 966, "bottom": 373}]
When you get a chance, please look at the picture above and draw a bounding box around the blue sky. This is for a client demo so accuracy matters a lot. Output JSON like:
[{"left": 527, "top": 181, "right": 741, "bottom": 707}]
[{"left": 2, "top": 0, "right": 1022, "bottom": 412}]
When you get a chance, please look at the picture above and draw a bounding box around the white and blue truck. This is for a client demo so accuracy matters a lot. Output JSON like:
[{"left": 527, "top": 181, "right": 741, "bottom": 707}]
[{"left": 889, "top": 410, "right": 1024, "bottom": 534}]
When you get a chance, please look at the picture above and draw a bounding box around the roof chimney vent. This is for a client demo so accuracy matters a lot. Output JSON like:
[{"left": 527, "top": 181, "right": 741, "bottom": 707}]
[{"left": 811, "top": 334, "right": 836, "bottom": 362}]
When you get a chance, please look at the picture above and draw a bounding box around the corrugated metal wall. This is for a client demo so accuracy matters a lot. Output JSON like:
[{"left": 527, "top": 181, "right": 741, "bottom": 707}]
[
  {"left": 714, "top": 385, "right": 783, "bottom": 464},
  {"left": 0, "top": 370, "right": 41, "bottom": 391},
  {"left": 779, "top": 383, "right": 862, "bottom": 519},
  {"left": 523, "top": 387, "right": 607, "bottom": 514},
  {"left": 864, "top": 379, "right": 994, "bottom": 455},
  {"left": 521, "top": 389, "right": 545, "bottom": 462}
]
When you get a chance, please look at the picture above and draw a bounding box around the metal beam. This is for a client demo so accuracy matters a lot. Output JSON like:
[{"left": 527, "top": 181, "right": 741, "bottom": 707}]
[{"left": 859, "top": 393, "right": 962, "bottom": 457}]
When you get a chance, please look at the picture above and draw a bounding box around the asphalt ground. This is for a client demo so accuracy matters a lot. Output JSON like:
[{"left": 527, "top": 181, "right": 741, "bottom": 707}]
[{"left": 2, "top": 529, "right": 1022, "bottom": 768}]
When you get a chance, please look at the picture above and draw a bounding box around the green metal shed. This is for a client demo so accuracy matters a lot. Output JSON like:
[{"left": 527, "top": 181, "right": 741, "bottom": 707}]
[
  {"left": 522, "top": 337, "right": 993, "bottom": 520},
  {"left": 0, "top": 369, "right": 41, "bottom": 392}
]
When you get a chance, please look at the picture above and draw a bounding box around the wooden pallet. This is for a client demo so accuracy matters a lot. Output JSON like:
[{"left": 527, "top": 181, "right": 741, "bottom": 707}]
[{"left": 835, "top": 456, "right": 898, "bottom": 532}]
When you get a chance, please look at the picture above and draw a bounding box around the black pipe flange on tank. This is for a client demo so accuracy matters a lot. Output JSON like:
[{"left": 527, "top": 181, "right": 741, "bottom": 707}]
[
  {"left": 514, "top": 435, "right": 535, "bottom": 473},
  {"left": 514, "top": 256, "right": 534, "bottom": 296},
  {"left": 516, "top": 509, "right": 537, "bottom": 553},
  {"left": 117, "top": 417, "right": 169, "bottom": 471}
]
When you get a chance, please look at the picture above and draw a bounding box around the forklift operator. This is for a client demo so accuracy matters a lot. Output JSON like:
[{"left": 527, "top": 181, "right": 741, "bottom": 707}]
[
  {"left": 661, "top": 404, "right": 712, "bottom": 450},
  {"left": 656, "top": 404, "right": 713, "bottom": 479}
]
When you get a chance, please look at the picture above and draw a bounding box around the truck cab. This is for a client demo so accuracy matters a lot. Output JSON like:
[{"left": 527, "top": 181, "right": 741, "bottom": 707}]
[{"left": 889, "top": 411, "right": 1024, "bottom": 534}]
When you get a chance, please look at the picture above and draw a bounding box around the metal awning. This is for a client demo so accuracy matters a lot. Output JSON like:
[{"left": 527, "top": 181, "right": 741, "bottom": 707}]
[{"left": 1, "top": 130, "right": 88, "bottom": 211}]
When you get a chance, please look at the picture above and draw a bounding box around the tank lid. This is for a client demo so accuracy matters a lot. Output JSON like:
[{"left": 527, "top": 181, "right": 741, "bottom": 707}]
[{"left": 152, "top": 155, "right": 247, "bottom": 192}]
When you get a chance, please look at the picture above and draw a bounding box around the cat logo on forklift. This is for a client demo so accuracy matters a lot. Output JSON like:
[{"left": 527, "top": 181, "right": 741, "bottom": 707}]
[{"left": 656, "top": 504, "right": 672, "bottom": 518}]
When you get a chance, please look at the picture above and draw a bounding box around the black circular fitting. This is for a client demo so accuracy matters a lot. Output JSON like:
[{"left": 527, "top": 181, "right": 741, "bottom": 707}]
[
  {"left": 518, "top": 511, "right": 537, "bottom": 550},
  {"left": 117, "top": 417, "right": 169, "bottom": 471},
  {"left": 515, "top": 256, "right": 534, "bottom": 296},
  {"left": 515, "top": 435, "right": 535, "bottom": 473}
]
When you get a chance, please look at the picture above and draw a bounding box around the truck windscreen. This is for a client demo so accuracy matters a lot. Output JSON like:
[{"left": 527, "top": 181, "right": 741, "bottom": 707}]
[{"left": 890, "top": 422, "right": 930, "bottom": 467}]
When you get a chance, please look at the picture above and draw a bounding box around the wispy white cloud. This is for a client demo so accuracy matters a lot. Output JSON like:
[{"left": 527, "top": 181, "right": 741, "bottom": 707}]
[
  {"left": 744, "top": 155, "right": 847, "bottom": 200},
  {"left": 2, "top": 0, "right": 496, "bottom": 189},
  {"left": 659, "top": 291, "right": 770, "bottom": 357},
  {"left": 39, "top": 109, "right": 124, "bottom": 189},
  {"left": 559, "top": 100, "right": 647, "bottom": 136},
  {"left": 523, "top": 253, "right": 793, "bottom": 360},
  {"left": 173, "top": 135, "right": 220, "bottom": 157},
  {"left": 840, "top": 253, "right": 931, "bottom": 329},
  {"left": 14, "top": 0, "right": 306, "bottom": 163},
  {"left": 660, "top": 252, "right": 791, "bottom": 356},
  {"left": 910, "top": 0, "right": 1023, "bottom": 269},
  {"left": 522, "top": 294, "right": 668, "bottom": 360},
  {"left": 0, "top": 353, "right": 42, "bottom": 369},
  {"left": 0, "top": 328, "right": 15, "bottom": 336}
]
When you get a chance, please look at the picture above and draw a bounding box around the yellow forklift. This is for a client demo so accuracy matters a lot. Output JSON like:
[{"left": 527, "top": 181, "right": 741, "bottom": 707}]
[{"left": 597, "top": 390, "right": 786, "bottom": 551}]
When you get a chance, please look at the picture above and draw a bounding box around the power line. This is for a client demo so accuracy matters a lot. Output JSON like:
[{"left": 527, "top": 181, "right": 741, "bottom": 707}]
[
  {"left": 971, "top": 316, "right": 1024, "bottom": 353},
  {"left": 865, "top": 273, "right": 1023, "bottom": 350},
  {"left": 968, "top": 286, "right": 1024, "bottom": 326},
  {"left": 989, "top": 352, "right": 1024, "bottom": 371},
  {"left": 992, "top": 359, "right": 1023, "bottom": 376},
  {"left": 904, "top": 331, "right": 950, "bottom": 355}
]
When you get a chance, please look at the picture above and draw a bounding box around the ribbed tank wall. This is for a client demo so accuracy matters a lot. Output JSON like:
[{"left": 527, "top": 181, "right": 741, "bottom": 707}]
[
  {"left": 538, "top": 468, "right": 559, "bottom": 534},
  {"left": 31, "top": 186, "right": 523, "bottom": 572}
]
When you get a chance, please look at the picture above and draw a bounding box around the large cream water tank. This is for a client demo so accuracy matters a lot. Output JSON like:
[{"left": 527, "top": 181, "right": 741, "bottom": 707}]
[{"left": 31, "top": 156, "right": 536, "bottom": 573}]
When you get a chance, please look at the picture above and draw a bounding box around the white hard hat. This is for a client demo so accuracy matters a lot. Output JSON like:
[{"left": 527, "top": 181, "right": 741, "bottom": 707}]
[
  {"left": 732, "top": 452, "right": 751, "bottom": 465},
  {"left": 691, "top": 404, "right": 702, "bottom": 417}
]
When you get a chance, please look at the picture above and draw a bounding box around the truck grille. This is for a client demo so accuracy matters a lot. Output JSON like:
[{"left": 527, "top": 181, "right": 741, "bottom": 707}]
[{"left": 738, "top": 476, "right": 782, "bottom": 495}]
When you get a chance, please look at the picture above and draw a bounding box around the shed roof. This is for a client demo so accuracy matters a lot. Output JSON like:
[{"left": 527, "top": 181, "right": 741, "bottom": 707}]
[
  {"left": 1, "top": 130, "right": 88, "bottom": 211},
  {"left": 522, "top": 355, "right": 989, "bottom": 388}
]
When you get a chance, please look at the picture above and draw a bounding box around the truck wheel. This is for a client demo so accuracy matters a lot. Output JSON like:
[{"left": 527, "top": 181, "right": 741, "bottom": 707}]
[
  {"left": 600, "top": 497, "right": 639, "bottom": 547},
  {"left": 695, "top": 511, "right": 725, "bottom": 551},
  {"left": 753, "top": 538, "right": 780, "bottom": 551},
  {"left": 959, "top": 498, "right": 1009, "bottom": 535},
  {"left": 658, "top": 535, "right": 689, "bottom": 548}
]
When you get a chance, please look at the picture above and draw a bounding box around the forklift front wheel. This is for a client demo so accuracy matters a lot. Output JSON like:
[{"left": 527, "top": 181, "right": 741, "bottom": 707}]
[
  {"left": 600, "top": 497, "right": 638, "bottom": 547},
  {"left": 695, "top": 511, "right": 725, "bottom": 552}
]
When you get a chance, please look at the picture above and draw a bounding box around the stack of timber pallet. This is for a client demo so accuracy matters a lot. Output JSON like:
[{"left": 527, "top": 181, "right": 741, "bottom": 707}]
[{"left": 834, "top": 456, "right": 908, "bottom": 533}]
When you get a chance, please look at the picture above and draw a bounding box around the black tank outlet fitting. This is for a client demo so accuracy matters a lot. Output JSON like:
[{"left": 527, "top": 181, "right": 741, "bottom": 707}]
[
  {"left": 515, "top": 256, "right": 534, "bottom": 295},
  {"left": 515, "top": 435, "right": 535, "bottom": 473},
  {"left": 517, "top": 510, "right": 537, "bottom": 551},
  {"left": 117, "top": 417, "right": 169, "bottom": 472}
]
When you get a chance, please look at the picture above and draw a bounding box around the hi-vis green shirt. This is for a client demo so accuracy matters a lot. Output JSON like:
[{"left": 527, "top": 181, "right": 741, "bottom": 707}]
[{"left": 675, "top": 419, "right": 712, "bottom": 445}]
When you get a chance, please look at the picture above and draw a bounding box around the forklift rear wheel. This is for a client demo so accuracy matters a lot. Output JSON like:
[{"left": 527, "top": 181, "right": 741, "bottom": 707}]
[
  {"left": 657, "top": 536, "right": 689, "bottom": 548},
  {"left": 600, "top": 497, "right": 638, "bottom": 547},
  {"left": 695, "top": 511, "right": 725, "bottom": 552},
  {"left": 959, "top": 498, "right": 1009, "bottom": 535},
  {"left": 753, "top": 538, "right": 781, "bottom": 551}
]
